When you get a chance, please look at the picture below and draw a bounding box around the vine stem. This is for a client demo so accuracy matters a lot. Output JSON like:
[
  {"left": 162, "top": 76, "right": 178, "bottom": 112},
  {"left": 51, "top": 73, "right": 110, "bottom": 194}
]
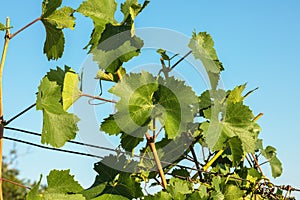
[
  {"left": 0, "top": 178, "right": 31, "bottom": 190},
  {"left": 145, "top": 132, "right": 167, "bottom": 189},
  {"left": 80, "top": 93, "right": 117, "bottom": 104},
  {"left": 9, "top": 17, "right": 41, "bottom": 39},
  {"left": 189, "top": 145, "right": 202, "bottom": 180},
  {"left": 0, "top": 17, "right": 11, "bottom": 200}
]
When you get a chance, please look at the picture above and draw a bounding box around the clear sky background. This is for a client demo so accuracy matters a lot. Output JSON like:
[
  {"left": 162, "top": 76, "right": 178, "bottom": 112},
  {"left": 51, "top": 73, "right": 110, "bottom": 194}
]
[{"left": 0, "top": 0, "right": 300, "bottom": 198}]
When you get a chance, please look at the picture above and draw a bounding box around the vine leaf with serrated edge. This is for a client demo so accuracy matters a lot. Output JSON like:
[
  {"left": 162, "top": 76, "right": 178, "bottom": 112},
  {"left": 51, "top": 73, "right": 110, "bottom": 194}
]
[
  {"left": 36, "top": 67, "right": 80, "bottom": 148},
  {"left": 87, "top": 155, "right": 143, "bottom": 199},
  {"left": 155, "top": 77, "right": 198, "bottom": 139},
  {"left": 101, "top": 72, "right": 198, "bottom": 151},
  {"left": 41, "top": 0, "right": 75, "bottom": 60},
  {"left": 189, "top": 31, "right": 224, "bottom": 90},
  {"left": 259, "top": 144, "right": 283, "bottom": 178},
  {"left": 77, "top": 0, "right": 147, "bottom": 76},
  {"left": 26, "top": 170, "right": 85, "bottom": 200},
  {"left": 201, "top": 85, "right": 260, "bottom": 154},
  {"left": 100, "top": 71, "right": 157, "bottom": 151}
]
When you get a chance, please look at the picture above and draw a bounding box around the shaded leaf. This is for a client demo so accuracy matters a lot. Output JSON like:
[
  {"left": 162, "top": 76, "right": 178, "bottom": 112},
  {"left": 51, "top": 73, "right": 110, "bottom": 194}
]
[
  {"left": 93, "top": 37, "right": 143, "bottom": 73},
  {"left": 41, "top": 0, "right": 75, "bottom": 60},
  {"left": 228, "top": 137, "right": 243, "bottom": 166},
  {"left": 42, "top": 22, "right": 65, "bottom": 60},
  {"left": 261, "top": 146, "right": 282, "bottom": 178}
]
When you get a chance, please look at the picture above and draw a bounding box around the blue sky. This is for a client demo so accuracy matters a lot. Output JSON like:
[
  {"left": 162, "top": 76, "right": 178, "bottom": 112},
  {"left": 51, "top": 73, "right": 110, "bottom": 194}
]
[{"left": 1, "top": 0, "right": 300, "bottom": 198}]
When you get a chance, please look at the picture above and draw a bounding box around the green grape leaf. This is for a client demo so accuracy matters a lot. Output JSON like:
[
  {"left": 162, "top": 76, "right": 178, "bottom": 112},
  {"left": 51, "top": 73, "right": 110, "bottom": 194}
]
[
  {"left": 42, "top": 22, "right": 65, "bottom": 60},
  {"left": 167, "top": 178, "right": 193, "bottom": 198},
  {"left": 92, "top": 194, "right": 129, "bottom": 200},
  {"left": 269, "top": 156, "right": 283, "bottom": 178},
  {"left": 198, "top": 90, "right": 212, "bottom": 111},
  {"left": 27, "top": 170, "right": 85, "bottom": 200},
  {"left": 228, "top": 137, "right": 243, "bottom": 166},
  {"left": 121, "top": 0, "right": 149, "bottom": 24},
  {"left": 189, "top": 32, "right": 224, "bottom": 90},
  {"left": 203, "top": 101, "right": 258, "bottom": 153},
  {"left": 78, "top": 0, "right": 146, "bottom": 73},
  {"left": 42, "top": 0, "right": 61, "bottom": 17},
  {"left": 144, "top": 191, "right": 172, "bottom": 200},
  {"left": 96, "top": 67, "right": 126, "bottom": 82},
  {"left": 211, "top": 191, "right": 224, "bottom": 200},
  {"left": 26, "top": 175, "right": 42, "bottom": 200},
  {"left": 77, "top": 0, "right": 117, "bottom": 51},
  {"left": 227, "top": 84, "right": 247, "bottom": 103},
  {"left": 224, "top": 185, "right": 244, "bottom": 200},
  {"left": 36, "top": 76, "right": 79, "bottom": 147},
  {"left": 101, "top": 72, "right": 158, "bottom": 151},
  {"left": 155, "top": 77, "right": 198, "bottom": 139},
  {"left": 91, "top": 155, "right": 142, "bottom": 199},
  {"left": 120, "top": 134, "right": 144, "bottom": 152},
  {"left": 47, "top": 170, "right": 83, "bottom": 194},
  {"left": 47, "top": 66, "right": 72, "bottom": 87},
  {"left": 41, "top": 0, "right": 75, "bottom": 60},
  {"left": 93, "top": 37, "right": 143, "bottom": 73},
  {"left": 0, "top": 22, "right": 6, "bottom": 31},
  {"left": 187, "top": 185, "right": 208, "bottom": 200},
  {"left": 105, "top": 173, "right": 143, "bottom": 198},
  {"left": 100, "top": 115, "right": 122, "bottom": 135},
  {"left": 261, "top": 146, "right": 282, "bottom": 178},
  {"left": 62, "top": 71, "right": 82, "bottom": 111},
  {"left": 43, "top": 6, "right": 75, "bottom": 29},
  {"left": 43, "top": 194, "right": 85, "bottom": 200}
]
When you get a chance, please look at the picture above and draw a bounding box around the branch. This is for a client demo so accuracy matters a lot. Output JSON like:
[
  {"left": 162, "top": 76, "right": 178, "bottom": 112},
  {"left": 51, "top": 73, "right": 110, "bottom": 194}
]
[
  {"left": 189, "top": 145, "right": 202, "bottom": 180},
  {"left": 81, "top": 93, "right": 117, "bottom": 104},
  {"left": 170, "top": 50, "right": 192, "bottom": 70},
  {"left": 0, "top": 178, "right": 31, "bottom": 190},
  {"left": 9, "top": 17, "right": 41, "bottom": 39},
  {"left": 145, "top": 132, "right": 167, "bottom": 189},
  {"left": 0, "top": 17, "right": 11, "bottom": 200}
]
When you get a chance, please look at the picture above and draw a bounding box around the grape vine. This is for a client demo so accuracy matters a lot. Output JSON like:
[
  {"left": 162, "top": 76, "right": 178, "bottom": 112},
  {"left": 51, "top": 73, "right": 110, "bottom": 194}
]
[{"left": 0, "top": 0, "right": 298, "bottom": 199}]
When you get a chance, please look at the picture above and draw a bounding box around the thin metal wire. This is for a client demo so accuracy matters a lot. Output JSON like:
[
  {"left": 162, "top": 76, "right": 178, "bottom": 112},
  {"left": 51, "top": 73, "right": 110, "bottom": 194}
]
[{"left": 4, "top": 136, "right": 104, "bottom": 159}]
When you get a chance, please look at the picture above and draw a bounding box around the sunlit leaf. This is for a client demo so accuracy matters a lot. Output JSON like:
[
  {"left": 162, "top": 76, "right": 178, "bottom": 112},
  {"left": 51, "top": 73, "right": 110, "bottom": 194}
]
[
  {"left": 189, "top": 32, "right": 224, "bottom": 89},
  {"left": 62, "top": 72, "right": 82, "bottom": 111}
]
